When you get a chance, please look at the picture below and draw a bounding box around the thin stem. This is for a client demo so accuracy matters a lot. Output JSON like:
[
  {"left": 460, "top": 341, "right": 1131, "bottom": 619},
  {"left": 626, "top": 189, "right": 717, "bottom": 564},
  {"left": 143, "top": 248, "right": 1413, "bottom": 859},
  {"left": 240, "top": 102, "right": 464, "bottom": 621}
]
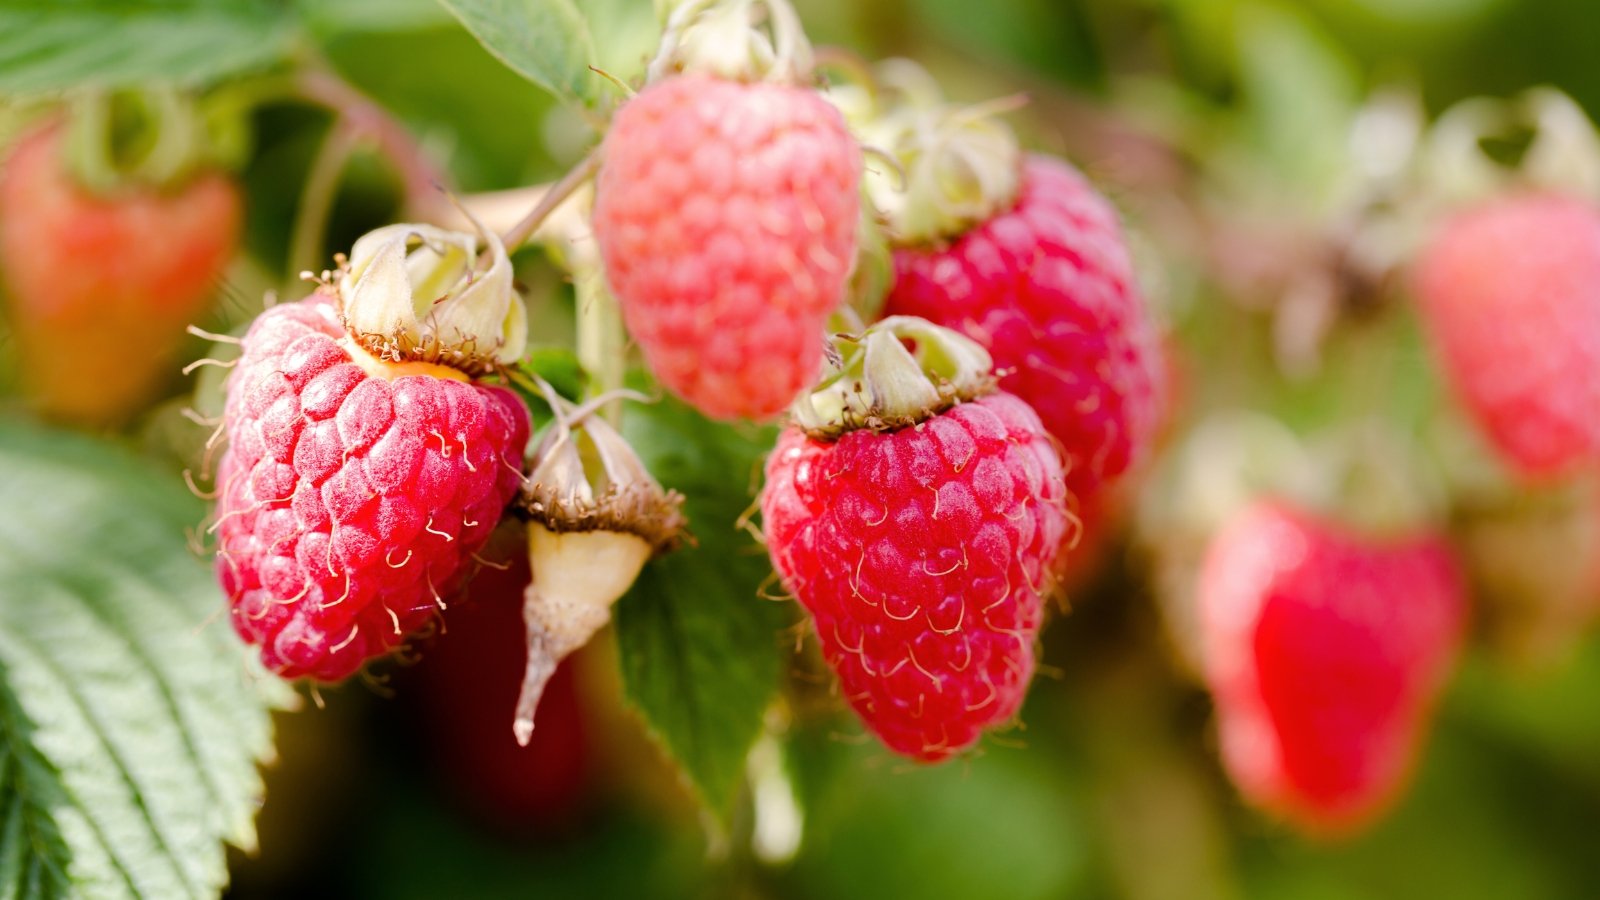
[
  {"left": 287, "top": 122, "right": 359, "bottom": 287},
  {"left": 499, "top": 149, "right": 602, "bottom": 251},
  {"left": 575, "top": 264, "right": 627, "bottom": 424},
  {"left": 294, "top": 68, "right": 454, "bottom": 223}
]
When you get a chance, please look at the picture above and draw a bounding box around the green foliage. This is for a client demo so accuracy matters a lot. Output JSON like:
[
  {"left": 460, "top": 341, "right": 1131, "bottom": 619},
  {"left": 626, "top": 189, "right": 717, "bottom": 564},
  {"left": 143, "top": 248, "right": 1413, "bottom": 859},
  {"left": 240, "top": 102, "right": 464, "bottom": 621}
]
[
  {"left": 614, "top": 397, "right": 796, "bottom": 823},
  {"left": 1232, "top": 0, "right": 1360, "bottom": 202},
  {"left": 320, "top": 26, "right": 564, "bottom": 190},
  {"left": 0, "top": 420, "right": 293, "bottom": 899},
  {"left": 781, "top": 733, "right": 1091, "bottom": 900},
  {"left": 0, "top": 0, "right": 296, "bottom": 94},
  {"left": 436, "top": 0, "right": 602, "bottom": 107}
]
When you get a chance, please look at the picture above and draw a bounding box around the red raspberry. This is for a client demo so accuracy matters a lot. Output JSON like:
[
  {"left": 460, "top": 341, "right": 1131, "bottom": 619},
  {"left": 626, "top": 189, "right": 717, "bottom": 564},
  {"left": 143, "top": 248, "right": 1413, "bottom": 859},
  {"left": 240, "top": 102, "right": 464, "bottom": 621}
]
[
  {"left": 214, "top": 296, "right": 530, "bottom": 681},
  {"left": 882, "top": 155, "right": 1164, "bottom": 512},
  {"left": 0, "top": 122, "right": 241, "bottom": 424},
  {"left": 1198, "top": 502, "right": 1466, "bottom": 834},
  {"left": 763, "top": 392, "right": 1069, "bottom": 761},
  {"left": 1413, "top": 192, "right": 1600, "bottom": 478},
  {"left": 592, "top": 73, "right": 861, "bottom": 420},
  {"left": 407, "top": 539, "right": 592, "bottom": 832}
]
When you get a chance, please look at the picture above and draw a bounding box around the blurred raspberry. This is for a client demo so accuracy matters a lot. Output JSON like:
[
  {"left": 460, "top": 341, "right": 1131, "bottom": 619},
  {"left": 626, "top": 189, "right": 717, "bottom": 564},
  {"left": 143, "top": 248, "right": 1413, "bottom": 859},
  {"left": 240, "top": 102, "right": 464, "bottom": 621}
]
[
  {"left": 1198, "top": 502, "right": 1466, "bottom": 835},
  {"left": 408, "top": 539, "right": 592, "bottom": 833},
  {"left": 1414, "top": 192, "right": 1600, "bottom": 479},
  {"left": 0, "top": 121, "right": 241, "bottom": 424}
]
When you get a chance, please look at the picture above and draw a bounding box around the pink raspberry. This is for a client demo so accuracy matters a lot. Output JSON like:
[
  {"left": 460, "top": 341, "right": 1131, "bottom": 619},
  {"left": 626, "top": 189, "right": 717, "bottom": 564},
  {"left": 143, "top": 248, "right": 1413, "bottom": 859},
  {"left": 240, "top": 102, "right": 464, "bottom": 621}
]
[
  {"left": 883, "top": 155, "right": 1164, "bottom": 512},
  {"left": 1198, "top": 502, "right": 1466, "bottom": 834},
  {"left": 1413, "top": 192, "right": 1600, "bottom": 478},
  {"left": 592, "top": 73, "right": 861, "bottom": 420},
  {"left": 214, "top": 296, "right": 530, "bottom": 681},
  {"left": 763, "top": 392, "right": 1068, "bottom": 760}
]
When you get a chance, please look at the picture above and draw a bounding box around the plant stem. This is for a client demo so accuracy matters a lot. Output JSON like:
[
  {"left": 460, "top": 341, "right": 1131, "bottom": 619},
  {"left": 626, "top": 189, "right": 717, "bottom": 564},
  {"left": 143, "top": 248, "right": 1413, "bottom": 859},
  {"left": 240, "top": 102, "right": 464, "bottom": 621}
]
[
  {"left": 294, "top": 68, "right": 454, "bottom": 224},
  {"left": 286, "top": 122, "right": 359, "bottom": 288},
  {"left": 499, "top": 149, "right": 601, "bottom": 251},
  {"left": 574, "top": 263, "right": 627, "bottom": 424}
]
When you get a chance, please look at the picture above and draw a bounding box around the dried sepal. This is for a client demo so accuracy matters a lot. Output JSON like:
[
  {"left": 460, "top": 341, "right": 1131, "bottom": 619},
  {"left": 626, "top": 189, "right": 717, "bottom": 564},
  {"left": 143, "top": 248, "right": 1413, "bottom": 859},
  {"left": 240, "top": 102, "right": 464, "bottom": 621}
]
[
  {"left": 337, "top": 221, "right": 526, "bottom": 376},
  {"left": 792, "top": 315, "right": 995, "bottom": 440},
  {"left": 511, "top": 390, "right": 686, "bottom": 743}
]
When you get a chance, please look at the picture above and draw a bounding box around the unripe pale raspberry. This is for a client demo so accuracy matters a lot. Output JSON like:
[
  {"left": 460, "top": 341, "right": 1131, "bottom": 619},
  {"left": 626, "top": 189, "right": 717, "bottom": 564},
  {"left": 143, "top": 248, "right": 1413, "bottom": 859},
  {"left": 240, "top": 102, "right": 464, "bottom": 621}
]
[
  {"left": 883, "top": 155, "right": 1164, "bottom": 511},
  {"left": 1198, "top": 502, "right": 1466, "bottom": 835},
  {"left": 1413, "top": 192, "right": 1600, "bottom": 478},
  {"left": 763, "top": 319, "right": 1068, "bottom": 760},
  {"left": 0, "top": 122, "right": 241, "bottom": 424},
  {"left": 214, "top": 296, "right": 529, "bottom": 681},
  {"left": 592, "top": 73, "right": 861, "bottom": 420}
]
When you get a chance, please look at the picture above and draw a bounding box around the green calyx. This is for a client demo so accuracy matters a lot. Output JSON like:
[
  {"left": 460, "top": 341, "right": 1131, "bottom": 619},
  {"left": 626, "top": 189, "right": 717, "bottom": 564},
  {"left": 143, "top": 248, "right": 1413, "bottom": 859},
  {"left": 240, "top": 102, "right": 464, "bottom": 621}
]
[
  {"left": 792, "top": 315, "right": 995, "bottom": 440},
  {"left": 63, "top": 87, "right": 249, "bottom": 195},
  {"left": 648, "top": 0, "right": 815, "bottom": 84},
  {"left": 831, "top": 59, "right": 1023, "bottom": 246},
  {"left": 866, "top": 98, "right": 1023, "bottom": 246}
]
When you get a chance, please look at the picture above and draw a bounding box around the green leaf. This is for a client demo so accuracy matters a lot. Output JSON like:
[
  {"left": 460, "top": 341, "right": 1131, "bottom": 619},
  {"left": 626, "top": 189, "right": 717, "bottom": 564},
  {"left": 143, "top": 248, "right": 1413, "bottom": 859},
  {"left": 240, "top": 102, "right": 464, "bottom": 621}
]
[
  {"left": 436, "top": 0, "right": 599, "bottom": 107},
  {"left": 1233, "top": 0, "right": 1360, "bottom": 203},
  {"left": 784, "top": 732, "right": 1090, "bottom": 900},
  {"left": 0, "top": 419, "right": 294, "bottom": 899},
  {"left": 298, "top": 0, "right": 455, "bottom": 36},
  {"left": 572, "top": 0, "right": 660, "bottom": 91},
  {"left": 0, "top": 1, "right": 298, "bottom": 95},
  {"left": 613, "top": 398, "right": 794, "bottom": 821}
]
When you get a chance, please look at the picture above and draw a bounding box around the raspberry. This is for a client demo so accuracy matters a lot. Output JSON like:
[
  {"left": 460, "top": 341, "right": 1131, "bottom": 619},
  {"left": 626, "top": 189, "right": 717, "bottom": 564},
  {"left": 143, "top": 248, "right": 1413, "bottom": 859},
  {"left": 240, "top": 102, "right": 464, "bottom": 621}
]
[
  {"left": 0, "top": 121, "right": 241, "bottom": 424},
  {"left": 1413, "top": 192, "right": 1600, "bottom": 478},
  {"left": 1198, "top": 502, "right": 1466, "bottom": 834},
  {"left": 592, "top": 73, "right": 861, "bottom": 420},
  {"left": 214, "top": 296, "right": 530, "bottom": 680},
  {"left": 763, "top": 319, "right": 1068, "bottom": 760},
  {"left": 883, "top": 155, "right": 1164, "bottom": 511},
  {"left": 407, "top": 535, "right": 593, "bottom": 831}
]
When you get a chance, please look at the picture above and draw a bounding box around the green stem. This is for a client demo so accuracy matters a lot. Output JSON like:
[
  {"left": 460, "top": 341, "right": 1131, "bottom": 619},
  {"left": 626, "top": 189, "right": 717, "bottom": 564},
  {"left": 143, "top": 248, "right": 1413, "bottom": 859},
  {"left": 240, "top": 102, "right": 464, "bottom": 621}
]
[
  {"left": 574, "top": 264, "right": 627, "bottom": 424},
  {"left": 286, "top": 122, "right": 359, "bottom": 288}
]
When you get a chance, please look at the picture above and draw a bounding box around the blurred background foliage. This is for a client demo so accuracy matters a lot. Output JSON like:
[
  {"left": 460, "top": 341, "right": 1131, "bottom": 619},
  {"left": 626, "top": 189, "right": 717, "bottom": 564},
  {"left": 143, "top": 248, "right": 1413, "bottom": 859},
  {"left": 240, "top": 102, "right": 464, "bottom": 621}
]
[{"left": 4, "top": 0, "right": 1600, "bottom": 898}]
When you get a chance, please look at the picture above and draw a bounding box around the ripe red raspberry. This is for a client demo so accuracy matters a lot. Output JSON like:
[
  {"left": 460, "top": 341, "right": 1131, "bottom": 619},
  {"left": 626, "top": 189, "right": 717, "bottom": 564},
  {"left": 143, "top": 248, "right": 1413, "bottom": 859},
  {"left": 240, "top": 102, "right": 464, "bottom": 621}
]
[
  {"left": 1198, "top": 502, "right": 1466, "bottom": 834},
  {"left": 0, "top": 121, "right": 241, "bottom": 424},
  {"left": 592, "top": 73, "right": 861, "bottom": 420},
  {"left": 214, "top": 297, "right": 530, "bottom": 681},
  {"left": 762, "top": 320, "right": 1068, "bottom": 761},
  {"left": 1413, "top": 192, "right": 1600, "bottom": 478},
  {"left": 883, "top": 155, "right": 1164, "bottom": 512}
]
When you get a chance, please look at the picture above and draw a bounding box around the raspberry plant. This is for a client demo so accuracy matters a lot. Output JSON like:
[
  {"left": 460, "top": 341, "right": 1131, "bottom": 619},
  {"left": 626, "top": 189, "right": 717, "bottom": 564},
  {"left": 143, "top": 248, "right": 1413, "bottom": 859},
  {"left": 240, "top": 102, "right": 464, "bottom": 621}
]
[{"left": 5, "top": 1, "right": 1600, "bottom": 898}]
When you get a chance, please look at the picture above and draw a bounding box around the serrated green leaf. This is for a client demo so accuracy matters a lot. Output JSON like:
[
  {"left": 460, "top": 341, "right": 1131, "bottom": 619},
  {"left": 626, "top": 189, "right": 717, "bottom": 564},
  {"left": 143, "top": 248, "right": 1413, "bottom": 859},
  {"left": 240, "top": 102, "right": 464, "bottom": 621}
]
[
  {"left": 613, "top": 398, "right": 794, "bottom": 821},
  {"left": 0, "top": 419, "right": 293, "bottom": 899},
  {"left": 436, "top": 0, "right": 599, "bottom": 107},
  {"left": 0, "top": 1, "right": 297, "bottom": 95}
]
